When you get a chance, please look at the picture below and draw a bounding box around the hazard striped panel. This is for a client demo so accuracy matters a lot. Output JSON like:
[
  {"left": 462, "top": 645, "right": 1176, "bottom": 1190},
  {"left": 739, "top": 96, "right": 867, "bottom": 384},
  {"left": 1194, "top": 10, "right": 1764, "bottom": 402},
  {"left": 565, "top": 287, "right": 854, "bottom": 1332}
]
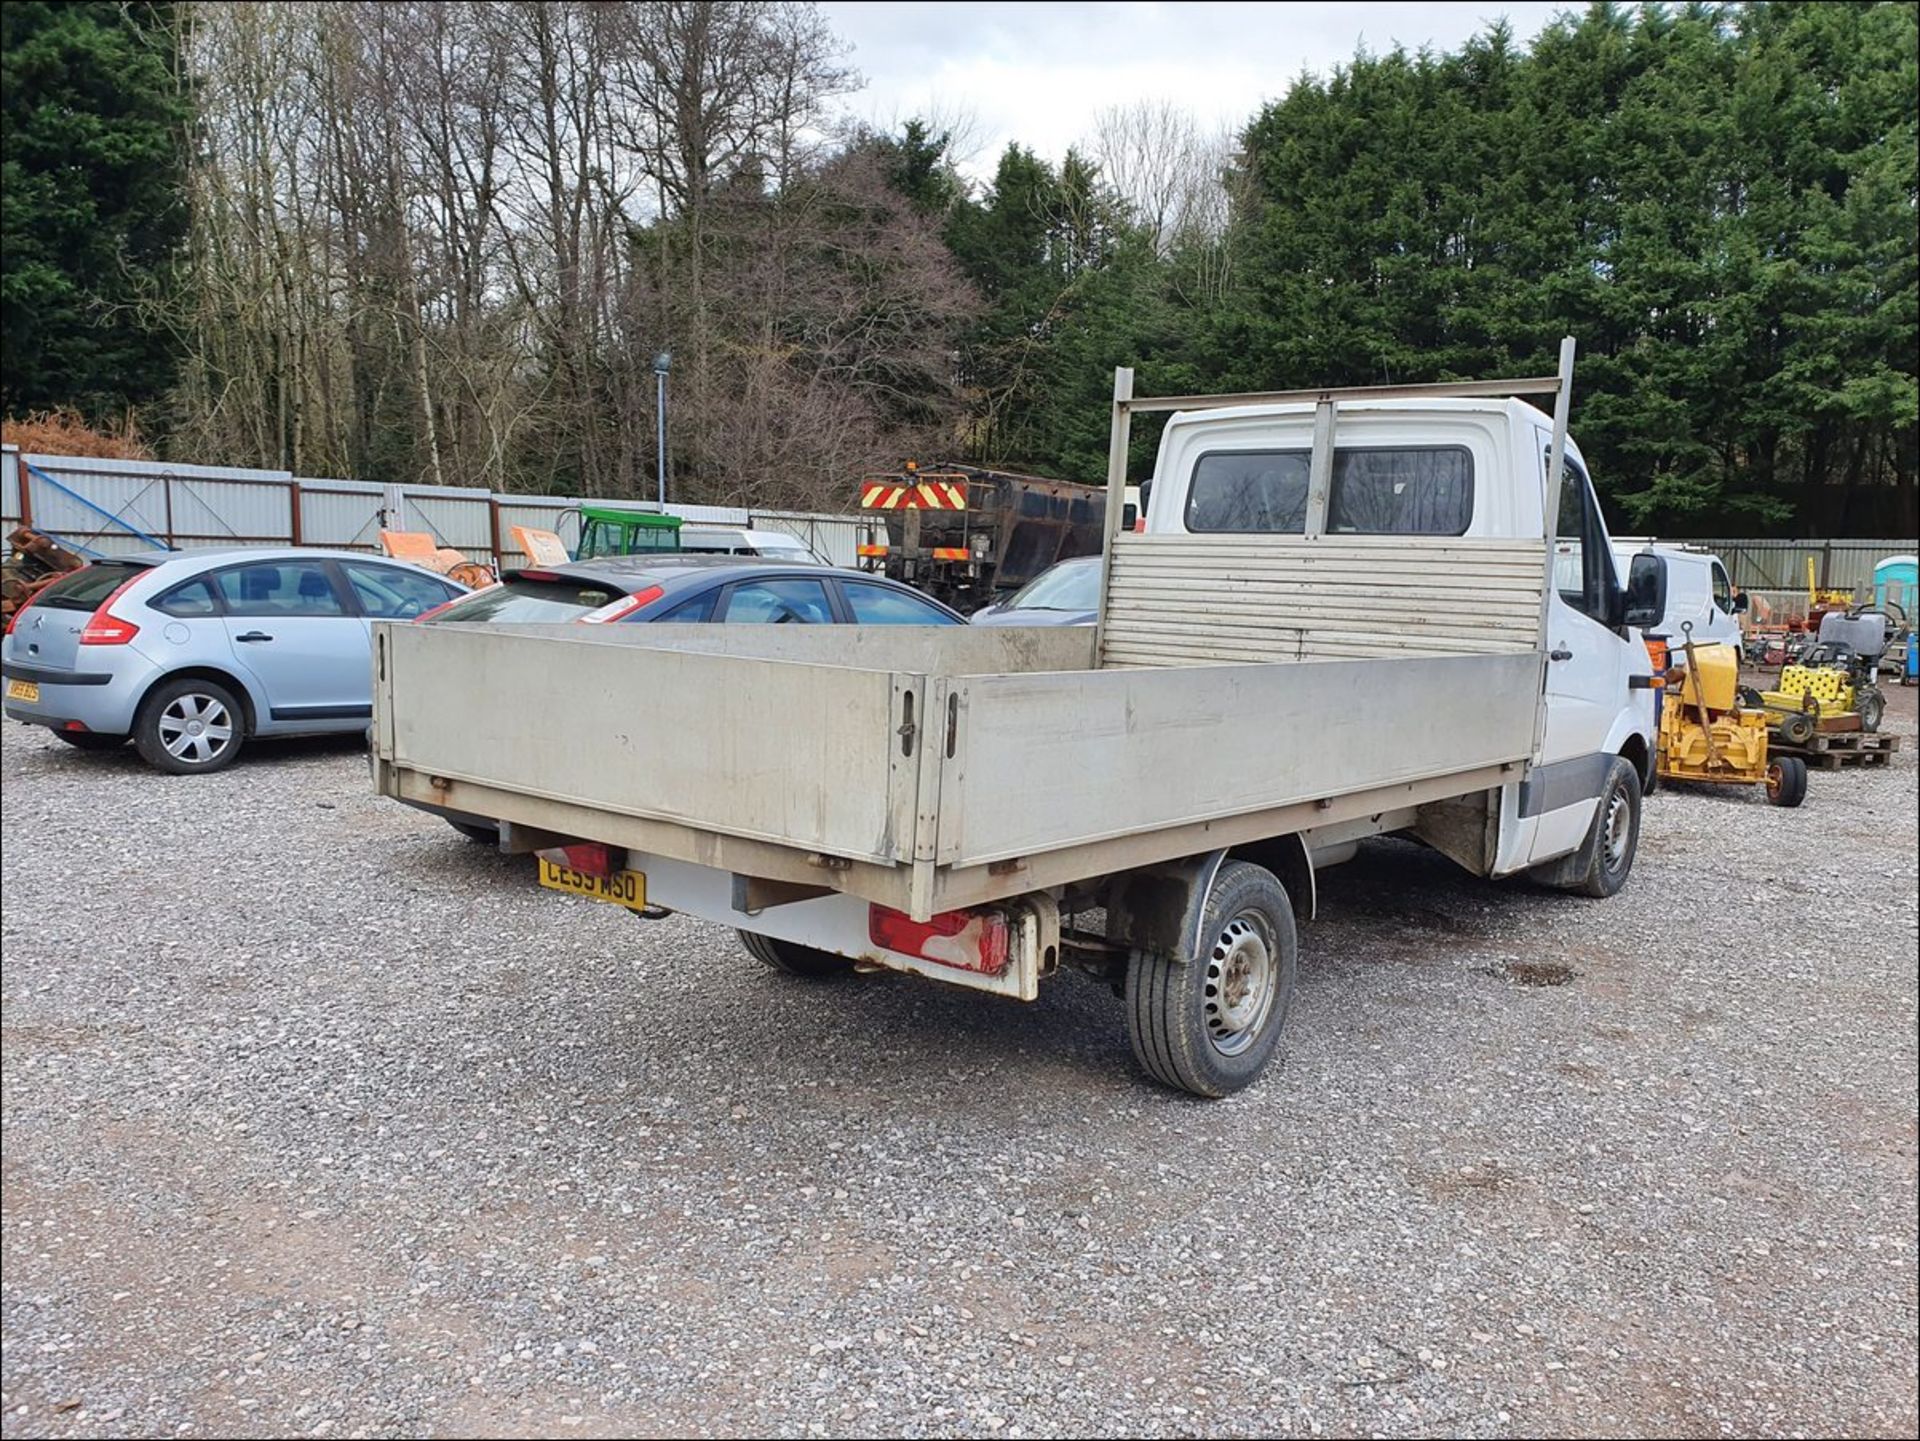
[{"left": 858, "top": 478, "right": 969, "bottom": 510}]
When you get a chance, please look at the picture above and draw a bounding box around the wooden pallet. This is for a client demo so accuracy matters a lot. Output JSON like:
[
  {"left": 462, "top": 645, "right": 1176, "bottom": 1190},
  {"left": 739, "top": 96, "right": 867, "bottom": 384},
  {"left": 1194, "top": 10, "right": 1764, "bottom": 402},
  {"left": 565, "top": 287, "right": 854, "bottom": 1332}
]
[{"left": 1770, "top": 731, "right": 1903, "bottom": 770}]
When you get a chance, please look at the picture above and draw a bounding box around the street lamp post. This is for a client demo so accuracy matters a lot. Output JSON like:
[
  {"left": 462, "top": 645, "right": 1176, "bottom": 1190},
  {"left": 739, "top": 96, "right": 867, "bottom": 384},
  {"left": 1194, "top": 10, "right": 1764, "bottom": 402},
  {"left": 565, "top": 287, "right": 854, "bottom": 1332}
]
[{"left": 653, "top": 351, "right": 671, "bottom": 508}]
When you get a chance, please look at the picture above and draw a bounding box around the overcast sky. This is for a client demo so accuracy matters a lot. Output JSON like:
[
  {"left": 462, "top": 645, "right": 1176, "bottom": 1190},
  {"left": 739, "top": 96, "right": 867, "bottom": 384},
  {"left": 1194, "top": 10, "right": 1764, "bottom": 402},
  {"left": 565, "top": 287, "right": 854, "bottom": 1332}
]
[{"left": 818, "top": 1, "right": 1569, "bottom": 179}]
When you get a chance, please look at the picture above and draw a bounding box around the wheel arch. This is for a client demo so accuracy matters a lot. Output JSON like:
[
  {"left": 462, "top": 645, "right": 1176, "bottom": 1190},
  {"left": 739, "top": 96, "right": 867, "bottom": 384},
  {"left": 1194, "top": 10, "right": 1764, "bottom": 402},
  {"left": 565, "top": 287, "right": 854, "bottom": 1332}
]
[
  {"left": 1106, "top": 835, "right": 1313, "bottom": 964},
  {"left": 135, "top": 666, "right": 259, "bottom": 736}
]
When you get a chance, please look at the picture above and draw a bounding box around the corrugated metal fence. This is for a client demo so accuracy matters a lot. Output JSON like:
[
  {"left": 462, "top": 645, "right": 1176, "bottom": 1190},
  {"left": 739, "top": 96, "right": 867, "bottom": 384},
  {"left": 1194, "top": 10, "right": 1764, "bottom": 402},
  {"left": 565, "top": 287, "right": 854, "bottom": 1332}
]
[
  {"left": 0, "top": 445, "right": 867, "bottom": 568},
  {"left": 5, "top": 445, "right": 1906, "bottom": 593}
]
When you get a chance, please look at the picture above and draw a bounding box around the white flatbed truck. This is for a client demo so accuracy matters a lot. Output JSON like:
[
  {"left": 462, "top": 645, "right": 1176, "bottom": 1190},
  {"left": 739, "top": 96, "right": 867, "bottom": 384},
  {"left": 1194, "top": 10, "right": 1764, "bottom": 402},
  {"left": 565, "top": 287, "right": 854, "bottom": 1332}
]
[{"left": 372, "top": 341, "right": 1666, "bottom": 1096}]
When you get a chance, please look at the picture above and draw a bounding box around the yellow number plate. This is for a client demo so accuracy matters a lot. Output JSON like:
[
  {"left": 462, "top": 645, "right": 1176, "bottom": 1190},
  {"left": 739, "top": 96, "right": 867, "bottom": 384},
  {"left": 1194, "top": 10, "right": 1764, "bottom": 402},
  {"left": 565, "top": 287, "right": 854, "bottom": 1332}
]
[
  {"left": 6, "top": 680, "right": 39, "bottom": 704},
  {"left": 537, "top": 858, "right": 647, "bottom": 911}
]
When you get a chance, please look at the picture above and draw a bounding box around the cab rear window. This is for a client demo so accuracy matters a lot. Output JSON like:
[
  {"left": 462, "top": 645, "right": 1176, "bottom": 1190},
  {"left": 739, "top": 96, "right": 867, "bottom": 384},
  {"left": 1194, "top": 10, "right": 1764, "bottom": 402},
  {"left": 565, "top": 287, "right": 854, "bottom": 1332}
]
[
  {"left": 30, "top": 563, "right": 144, "bottom": 610},
  {"left": 427, "top": 575, "right": 627, "bottom": 623}
]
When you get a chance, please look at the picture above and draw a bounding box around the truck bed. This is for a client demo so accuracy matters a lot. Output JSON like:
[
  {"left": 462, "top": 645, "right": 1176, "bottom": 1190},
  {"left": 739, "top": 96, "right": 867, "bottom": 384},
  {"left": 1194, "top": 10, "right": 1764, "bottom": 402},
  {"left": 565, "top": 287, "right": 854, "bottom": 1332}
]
[{"left": 373, "top": 611, "right": 1542, "bottom": 919}]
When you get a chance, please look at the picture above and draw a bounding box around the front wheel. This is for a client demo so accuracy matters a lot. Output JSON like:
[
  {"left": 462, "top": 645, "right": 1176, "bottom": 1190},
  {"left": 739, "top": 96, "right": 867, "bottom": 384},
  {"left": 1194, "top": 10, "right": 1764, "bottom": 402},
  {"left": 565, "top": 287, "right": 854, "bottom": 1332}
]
[
  {"left": 133, "top": 677, "right": 245, "bottom": 774},
  {"left": 1766, "top": 755, "right": 1808, "bottom": 808},
  {"left": 1543, "top": 756, "right": 1641, "bottom": 899},
  {"left": 1777, "top": 711, "right": 1817, "bottom": 747},
  {"left": 1125, "top": 861, "right": 1298, "bottom": 1098},
  {"left": 737, "top": 929, "right": 854, "bottom": 980}
]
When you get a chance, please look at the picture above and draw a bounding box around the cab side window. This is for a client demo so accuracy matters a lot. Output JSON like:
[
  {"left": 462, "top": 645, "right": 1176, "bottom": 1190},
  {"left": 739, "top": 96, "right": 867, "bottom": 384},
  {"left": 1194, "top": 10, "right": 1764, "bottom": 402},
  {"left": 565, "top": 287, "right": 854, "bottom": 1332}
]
[
  {"left": 1710, "top": 561, "right": 1734, "bottom": 614},
  {"left": 1554, "top": 459, "right": 1614, "bottom": 624}
]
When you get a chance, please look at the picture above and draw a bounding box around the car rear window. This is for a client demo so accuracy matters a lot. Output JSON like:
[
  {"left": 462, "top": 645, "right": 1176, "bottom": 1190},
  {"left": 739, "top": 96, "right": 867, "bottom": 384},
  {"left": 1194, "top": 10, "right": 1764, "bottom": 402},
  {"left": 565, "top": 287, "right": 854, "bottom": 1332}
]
[
  {"left": 428, "top": 575, "right": 627, "bottom": 623},
  {"left": 29, "top": 562, "right": 146, "bottom": 610}
]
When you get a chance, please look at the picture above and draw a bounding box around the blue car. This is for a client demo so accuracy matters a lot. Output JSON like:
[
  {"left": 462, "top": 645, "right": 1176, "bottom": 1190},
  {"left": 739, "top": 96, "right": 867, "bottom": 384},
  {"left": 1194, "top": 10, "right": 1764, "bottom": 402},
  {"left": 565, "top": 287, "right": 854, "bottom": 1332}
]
[
  {"left": 419, "top": 553, "right": 966, "bottom": 628},
  {"left": 3, "top": 548, "right": 466, "bottom": 773}
]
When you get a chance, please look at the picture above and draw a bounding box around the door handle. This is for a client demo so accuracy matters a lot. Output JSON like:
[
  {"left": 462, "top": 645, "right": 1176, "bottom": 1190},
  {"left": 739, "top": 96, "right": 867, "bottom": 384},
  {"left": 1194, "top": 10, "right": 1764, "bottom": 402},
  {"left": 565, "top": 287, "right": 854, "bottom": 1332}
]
[
  {"left": 1549, "top": 646, "right": 1573, "bottom": 662},
  {"left": 235, "top": 631, "right": 274, "bottom": 643}
]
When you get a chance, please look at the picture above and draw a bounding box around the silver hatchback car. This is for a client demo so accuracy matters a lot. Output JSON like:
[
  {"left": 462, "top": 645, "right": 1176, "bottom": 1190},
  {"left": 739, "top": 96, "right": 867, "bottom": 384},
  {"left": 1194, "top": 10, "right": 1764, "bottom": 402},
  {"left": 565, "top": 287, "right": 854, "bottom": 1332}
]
[{"left": 2, "top": 547, "right": 465, "bottom": 774}]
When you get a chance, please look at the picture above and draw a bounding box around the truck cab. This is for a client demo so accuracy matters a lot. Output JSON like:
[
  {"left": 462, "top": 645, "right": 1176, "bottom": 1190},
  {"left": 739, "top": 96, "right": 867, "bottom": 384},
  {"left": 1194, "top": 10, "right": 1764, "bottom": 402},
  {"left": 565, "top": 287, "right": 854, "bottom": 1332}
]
[{"left": 1140, "top": 391, "right": 1657, "bottom": 871}]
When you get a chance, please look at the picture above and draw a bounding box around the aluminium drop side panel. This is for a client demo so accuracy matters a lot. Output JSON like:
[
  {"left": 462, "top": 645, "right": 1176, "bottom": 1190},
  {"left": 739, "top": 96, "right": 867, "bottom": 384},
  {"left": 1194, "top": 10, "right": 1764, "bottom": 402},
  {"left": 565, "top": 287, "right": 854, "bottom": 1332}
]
[
  {"left": 934, "top": 651, "right": 1542, "bottom": 868},
  {"left": 474, "top": 621, "right": 1096, "bottom": 677},
  {"left": 380, "top": 623, "right": 918, "bottom": 865}
]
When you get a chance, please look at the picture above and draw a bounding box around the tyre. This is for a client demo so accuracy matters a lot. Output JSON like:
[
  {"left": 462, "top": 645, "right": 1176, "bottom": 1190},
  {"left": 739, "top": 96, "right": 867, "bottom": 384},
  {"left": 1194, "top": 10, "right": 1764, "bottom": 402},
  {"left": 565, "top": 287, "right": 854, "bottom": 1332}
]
[
  {"left": 1776, "top": 712, "right": 1817, "bottom": 747},
  {"left": 737, "top": 929, "right": 854, "bottom": 980},
  {"left": 1765, "top": 755, "right": 1808, "bottom": 808},
  {"left": 133, "top": 677, "right": 245, "bottom": 774},
  {"left": 1124, "top": 860, "right": 1298, "bottom": 1098},
  {"left": 447, "top": 819, "right": 499, "bottom": 844},
  {"left": 1856, "top": 685, "right": 1884, "bottom": 734},
  {"left": 53, "top": 731, "right": 127, "bottom": 752},
  {"left": 1540, "top": 756, "right": 1641, "bottom": 899}
]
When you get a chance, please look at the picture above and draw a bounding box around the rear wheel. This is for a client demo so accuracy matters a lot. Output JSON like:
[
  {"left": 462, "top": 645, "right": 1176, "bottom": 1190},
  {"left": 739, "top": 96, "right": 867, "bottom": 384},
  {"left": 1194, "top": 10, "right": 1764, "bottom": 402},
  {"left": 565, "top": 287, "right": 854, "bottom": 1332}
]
[
  {"left": 1856, "top": 685, "right": 1885, "bottom": 733},
  {"left": 133, "top": 677, "right": 244, "bottom": 775},
  {"left": 1125, "top": 861, "right": 1298, "bottom": 1098},
  {"left": 52, "top": 731, "right": 127, "bottom": 752},
  {"left": 1765, "top": 756, "right": 1808, "bottom": 808},
  {"left": 737, "top": 929, "right": 854, "bottom": 980}
]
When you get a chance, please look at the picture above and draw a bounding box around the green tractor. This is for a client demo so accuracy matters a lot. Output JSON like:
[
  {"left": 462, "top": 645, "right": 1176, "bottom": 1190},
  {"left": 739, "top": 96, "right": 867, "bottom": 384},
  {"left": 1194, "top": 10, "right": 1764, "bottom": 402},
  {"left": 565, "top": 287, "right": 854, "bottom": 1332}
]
[{"left": 571, "top": 504, "right": 684, "bottom": 559}]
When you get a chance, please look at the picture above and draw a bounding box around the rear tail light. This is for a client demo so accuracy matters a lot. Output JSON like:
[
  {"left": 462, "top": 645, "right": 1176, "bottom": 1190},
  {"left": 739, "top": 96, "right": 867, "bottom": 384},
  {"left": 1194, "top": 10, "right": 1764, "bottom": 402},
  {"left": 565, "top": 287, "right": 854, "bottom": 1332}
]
[
  {"left": 580, "top": 584, "right": 664, "bottom": 624},
  {"left": 78, "top": 575, "right": 143, "bottom": 645},
  {"left": 868, "top": 905, "right": 1010, "bottom": 976},
  {"left": 535, "top": 842, "right": 620, "bottom": 877}
]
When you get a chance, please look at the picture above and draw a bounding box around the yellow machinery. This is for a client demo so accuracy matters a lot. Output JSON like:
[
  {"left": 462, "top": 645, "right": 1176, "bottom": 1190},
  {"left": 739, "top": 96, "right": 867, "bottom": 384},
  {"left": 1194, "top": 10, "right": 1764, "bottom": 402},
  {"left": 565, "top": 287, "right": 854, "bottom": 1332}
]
[{"left": 1657, "top": 624, "right": 1807, "bottom": 807}]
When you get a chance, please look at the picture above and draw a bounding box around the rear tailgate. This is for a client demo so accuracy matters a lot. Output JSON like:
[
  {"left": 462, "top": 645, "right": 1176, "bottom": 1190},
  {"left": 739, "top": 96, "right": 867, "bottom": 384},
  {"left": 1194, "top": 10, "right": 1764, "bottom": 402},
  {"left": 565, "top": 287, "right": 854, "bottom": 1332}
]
[{"left": 373, "top": 622, "right": 923, "bottom": 866}]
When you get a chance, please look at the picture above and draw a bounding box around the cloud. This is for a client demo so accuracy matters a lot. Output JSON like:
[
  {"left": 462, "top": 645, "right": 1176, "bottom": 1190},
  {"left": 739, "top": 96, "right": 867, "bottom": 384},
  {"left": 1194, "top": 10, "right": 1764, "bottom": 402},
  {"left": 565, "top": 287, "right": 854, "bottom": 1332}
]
[{"left": 820, "top": 0, "right": 1567, "bottom": 179}]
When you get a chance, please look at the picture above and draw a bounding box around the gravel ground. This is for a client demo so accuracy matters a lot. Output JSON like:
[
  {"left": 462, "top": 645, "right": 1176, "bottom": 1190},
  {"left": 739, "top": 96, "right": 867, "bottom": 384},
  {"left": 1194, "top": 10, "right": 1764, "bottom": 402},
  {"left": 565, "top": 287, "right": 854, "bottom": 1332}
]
[{"left": 3, "top": 686, "right": 1916, "bottom": 1440}]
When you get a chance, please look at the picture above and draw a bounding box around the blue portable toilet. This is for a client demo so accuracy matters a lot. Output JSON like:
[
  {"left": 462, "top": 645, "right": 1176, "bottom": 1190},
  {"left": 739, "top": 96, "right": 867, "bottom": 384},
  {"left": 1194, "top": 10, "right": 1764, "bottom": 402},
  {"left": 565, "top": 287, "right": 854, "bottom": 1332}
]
[{"left": 1875, "top": 554, "right": 1918, "bottom": 614}]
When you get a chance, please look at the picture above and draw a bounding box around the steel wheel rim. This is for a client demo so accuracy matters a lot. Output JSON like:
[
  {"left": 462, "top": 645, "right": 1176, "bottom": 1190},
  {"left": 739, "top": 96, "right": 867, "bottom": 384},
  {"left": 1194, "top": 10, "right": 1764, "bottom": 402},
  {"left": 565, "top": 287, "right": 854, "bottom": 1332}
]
[
  {"left": 1203, "top": 912, "right": 1277, "bottom": 1057},
  {"left": 1766, "top": 763, "right": 1783, "bottom": 800},
  {"left": 157, "top": 693, "right": 234, "bottom": 764},
  {"left": 1603, "top": 791, "right": 1631, "bottom": 869}
]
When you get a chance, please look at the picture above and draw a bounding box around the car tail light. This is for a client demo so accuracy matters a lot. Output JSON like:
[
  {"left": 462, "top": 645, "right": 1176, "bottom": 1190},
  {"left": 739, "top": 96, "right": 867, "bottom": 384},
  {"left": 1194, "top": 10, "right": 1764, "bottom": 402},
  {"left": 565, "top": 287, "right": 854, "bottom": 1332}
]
[
  {"left": 580, "top": 585, "right": 664, "bottom": 624},
  {"left": 868, "top": 904, "right": 1010, "bottom": 976},
  {"left": 78, "top": 575, "right": 143, "bottom": 645},
  {"left": 535, "top": 842, "right": 620, "bottom": 877}
]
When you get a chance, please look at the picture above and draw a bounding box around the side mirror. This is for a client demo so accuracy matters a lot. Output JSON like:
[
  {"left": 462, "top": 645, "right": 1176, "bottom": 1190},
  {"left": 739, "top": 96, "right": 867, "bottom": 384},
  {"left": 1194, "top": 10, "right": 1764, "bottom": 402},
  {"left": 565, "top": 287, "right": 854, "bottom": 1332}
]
[{"left": 1621, "top": 551, "right": 1667, "bottom": 630}]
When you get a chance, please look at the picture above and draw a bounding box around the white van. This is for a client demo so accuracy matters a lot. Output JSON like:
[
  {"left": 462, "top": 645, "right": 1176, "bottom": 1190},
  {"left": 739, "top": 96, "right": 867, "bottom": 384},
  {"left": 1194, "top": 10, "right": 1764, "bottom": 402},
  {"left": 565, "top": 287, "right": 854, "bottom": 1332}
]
[
  {"left": 678, "top": 527, "right": 823, "bottom": 564},
  {"left": 1611, "top": 542, "right": 1741, "bottom": 650}
]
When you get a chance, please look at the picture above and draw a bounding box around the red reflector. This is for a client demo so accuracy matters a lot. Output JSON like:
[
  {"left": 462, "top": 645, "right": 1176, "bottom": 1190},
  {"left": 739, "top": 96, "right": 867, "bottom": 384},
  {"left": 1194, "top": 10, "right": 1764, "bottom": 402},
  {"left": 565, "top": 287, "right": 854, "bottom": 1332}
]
[
  {"left": 856, "top": 543, "right": 888, "bottom": 557},
  {"left": 868, "top": 905, "right": 1010, "bottom": 976},
  {"left": 930, "top": 547, "right": 969, "bottom": 561},
  {"left": 62, "top": 720, "right": 90, "bottom": 733},
  {"left": 78, "top": 574, "right": 144, "bottom": 645},
  {"left": 579, "top": 584, "right": 665, "bottom": 624},
  {"left": 535, "top": 842, "right": 617, "bottom": 877}
]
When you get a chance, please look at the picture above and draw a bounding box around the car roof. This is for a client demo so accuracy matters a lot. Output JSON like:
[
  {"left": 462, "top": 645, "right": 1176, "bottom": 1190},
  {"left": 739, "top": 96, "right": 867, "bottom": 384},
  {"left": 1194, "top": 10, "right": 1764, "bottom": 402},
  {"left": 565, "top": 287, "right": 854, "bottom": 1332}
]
[
  {"left": 97, "top": 546, "right": 441, "bottom": 572},
  {"left": 520, "top": 554, "right": 812, "bottom": 584},
  {"left": 503, "top": 554, "right": 964, "bottom": 616}
]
